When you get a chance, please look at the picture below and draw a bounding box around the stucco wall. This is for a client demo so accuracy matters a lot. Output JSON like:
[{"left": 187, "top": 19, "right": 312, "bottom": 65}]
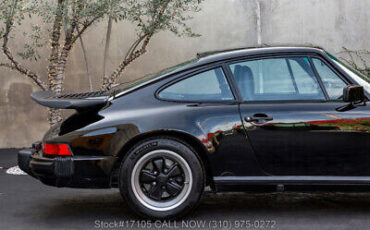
[{"left": 0, "top": 0, "right": 369, "bottom": 147}]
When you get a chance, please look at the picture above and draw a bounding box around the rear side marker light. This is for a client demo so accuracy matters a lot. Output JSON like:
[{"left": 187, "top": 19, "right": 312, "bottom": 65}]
[{"left": 43, "top": 143, "right": 72, "bottom": 156}]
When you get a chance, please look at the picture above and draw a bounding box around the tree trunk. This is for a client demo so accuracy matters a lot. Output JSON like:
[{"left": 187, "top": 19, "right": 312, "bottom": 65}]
[
  {"left": 48, "top": 0, "right": 64, "bottom": 126},
  {"left": 103, "top": 16, "right": 113, "bottom": 78},
  {"left": 48, "top": 0, "right": 63, "bottom": 89},
  {"left": 48, "top": 46, "right": 71, "bottom": 126},
  {"left": 48, "top": 53, "right": 66, "bottom": 126}
]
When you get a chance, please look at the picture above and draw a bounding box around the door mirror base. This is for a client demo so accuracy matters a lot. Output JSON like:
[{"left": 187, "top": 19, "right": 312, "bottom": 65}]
[{"left": 336, "top": 100, "right": 366, "bottom": 112}]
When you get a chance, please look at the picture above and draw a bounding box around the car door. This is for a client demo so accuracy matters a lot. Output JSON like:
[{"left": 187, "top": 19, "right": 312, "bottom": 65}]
[
  {"left": 227, "top": 55, "right": 370, "bottom": 176},
  {"left": 156, "top": 66, "right": 263, "bottom": 177}
]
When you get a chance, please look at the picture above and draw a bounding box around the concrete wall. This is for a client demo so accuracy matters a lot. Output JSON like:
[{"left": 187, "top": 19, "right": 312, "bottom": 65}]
[{"left": 0, "top": 0, "right": 369, "bottom": 147}]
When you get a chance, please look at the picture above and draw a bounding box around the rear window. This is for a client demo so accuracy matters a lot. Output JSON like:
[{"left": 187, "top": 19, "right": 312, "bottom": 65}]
[
  {"left": 111, "top": 58, "right": 198, "bottom": 95},
  {"left": 158, "top": 68, "right": 234, "bottom": 101}
]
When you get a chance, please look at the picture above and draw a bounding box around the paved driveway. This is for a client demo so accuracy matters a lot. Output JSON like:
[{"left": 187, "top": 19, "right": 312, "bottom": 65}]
[{"left": 1, "top": 149, "right": 370, "bottom": 230}]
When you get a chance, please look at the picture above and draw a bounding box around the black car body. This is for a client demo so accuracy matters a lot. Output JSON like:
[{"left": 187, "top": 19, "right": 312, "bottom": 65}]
[{"left": 18, "top": 47, "right": 370, "bottom": 218}]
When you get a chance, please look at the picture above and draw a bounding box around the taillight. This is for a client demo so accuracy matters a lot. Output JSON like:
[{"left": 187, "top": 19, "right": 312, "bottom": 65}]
[{"left": 43, "top": 143, "right": 72, "bottom": 156}]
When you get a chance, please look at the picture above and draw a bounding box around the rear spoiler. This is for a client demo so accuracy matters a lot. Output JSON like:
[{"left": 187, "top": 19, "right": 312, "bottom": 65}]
[{"left": 31, "top": 91, "right": 109, "bottom": 111}]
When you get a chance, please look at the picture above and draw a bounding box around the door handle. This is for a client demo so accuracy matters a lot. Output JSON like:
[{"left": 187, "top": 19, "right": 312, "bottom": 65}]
[{"left": 245, "top": 114, "right": 273, "bottom": 123}]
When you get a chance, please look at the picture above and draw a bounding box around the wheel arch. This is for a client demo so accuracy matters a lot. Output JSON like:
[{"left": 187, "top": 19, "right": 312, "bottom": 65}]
[{"left": 111, "top": 130, "right": 214, "bottom": 188}]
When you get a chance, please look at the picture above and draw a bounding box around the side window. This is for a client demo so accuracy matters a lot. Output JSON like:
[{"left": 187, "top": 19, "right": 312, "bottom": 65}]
[
  {"left": 312, "top": 58, "right": 347, "bottom": 100},
  {"left": 158, "top": 68, "right": 234, "bottom": 101},
  {"left": 229, "top": 57, "right": 325, "bottom": 101},
  {"left": 289, "top": 58, "right": 323, "bottom": 95}
]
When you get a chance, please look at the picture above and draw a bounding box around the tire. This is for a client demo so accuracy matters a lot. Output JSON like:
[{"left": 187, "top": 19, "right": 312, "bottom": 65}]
[{"left": 119, "top": 136, "right": 204, "bottom": 219}]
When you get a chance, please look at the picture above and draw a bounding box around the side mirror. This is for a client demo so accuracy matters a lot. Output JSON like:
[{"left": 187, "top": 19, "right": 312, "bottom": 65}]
[
  {"left": 343, "top": 85, "right": 365, "bottom": 103},
  {"left": 337, "top": 85, "right": 366, "bottom": 112}
]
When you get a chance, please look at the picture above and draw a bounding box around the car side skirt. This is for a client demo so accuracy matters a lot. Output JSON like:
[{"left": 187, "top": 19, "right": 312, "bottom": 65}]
[{"left": 214, "top": 176, "right": 370, "bottom": 192}]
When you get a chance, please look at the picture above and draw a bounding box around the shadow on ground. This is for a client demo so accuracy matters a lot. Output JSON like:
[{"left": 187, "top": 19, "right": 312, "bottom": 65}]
[
  {"left": 21, "top": 189, "right": 370, "bottom": 229},
  {"left": 38, "top": 191, "right": 370, "bottom": 220}
]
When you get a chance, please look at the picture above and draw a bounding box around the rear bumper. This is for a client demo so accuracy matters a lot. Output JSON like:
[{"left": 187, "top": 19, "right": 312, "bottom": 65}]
[
  {"left": 18, "top": 148, "right": 117, "bottom": 188},
  {"left": 18, "top": 149, "right": 36, "bottom": 177}
]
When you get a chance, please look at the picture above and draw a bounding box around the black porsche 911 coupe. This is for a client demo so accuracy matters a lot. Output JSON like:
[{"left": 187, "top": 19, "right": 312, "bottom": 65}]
[{"left": 19, "top": 47, "right": 369, "bottom": 218}]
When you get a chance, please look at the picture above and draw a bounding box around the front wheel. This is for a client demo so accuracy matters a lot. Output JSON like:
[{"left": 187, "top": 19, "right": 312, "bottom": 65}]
[{"left": 119, "top": 137, "right": 204, "bottom": 219}]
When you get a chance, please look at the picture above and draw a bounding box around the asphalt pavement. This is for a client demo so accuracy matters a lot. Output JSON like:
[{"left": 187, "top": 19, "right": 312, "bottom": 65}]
[{"left": 1, "top": 149, "right": 370, "bottom": 230}]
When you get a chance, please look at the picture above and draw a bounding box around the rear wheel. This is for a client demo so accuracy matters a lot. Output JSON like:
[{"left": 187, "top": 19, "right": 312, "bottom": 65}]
[{"left": 119, "top": 137, "right": 204, "bottom": 219}]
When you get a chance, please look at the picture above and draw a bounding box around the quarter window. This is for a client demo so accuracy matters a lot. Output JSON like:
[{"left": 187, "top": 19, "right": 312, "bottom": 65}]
[
  {"left": 229, "top": 57, "right": 325, "bottom": 101},
  {"left": 158, "top": 68, "right": 234, "bottom": 101},
  {"left": 312, "top": 58, "right": 347, "bottom": 100}
]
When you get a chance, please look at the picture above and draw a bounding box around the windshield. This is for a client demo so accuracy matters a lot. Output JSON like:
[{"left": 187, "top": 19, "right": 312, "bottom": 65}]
[
  {"left": 326, "top": 52, "right": 370, "bottom": 93},
  {"left": 111, "top": 58, "right": 198, "bottom": 95}
]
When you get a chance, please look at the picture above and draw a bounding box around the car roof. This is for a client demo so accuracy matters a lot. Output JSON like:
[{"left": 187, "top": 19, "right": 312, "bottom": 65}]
[
  {"left": 196, "top": 46, "right": 325, "bottom": 65},
  {"left": 166, "top": 46, "right": 326, "bottom": 76}
]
